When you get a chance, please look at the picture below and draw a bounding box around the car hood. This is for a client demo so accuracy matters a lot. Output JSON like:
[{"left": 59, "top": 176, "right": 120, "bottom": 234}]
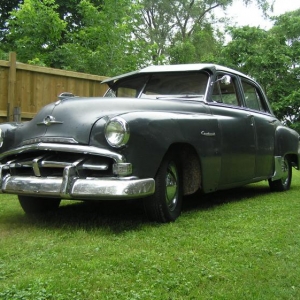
[{"left": 17, "top": 96, "right": 209, "bottom": 146}]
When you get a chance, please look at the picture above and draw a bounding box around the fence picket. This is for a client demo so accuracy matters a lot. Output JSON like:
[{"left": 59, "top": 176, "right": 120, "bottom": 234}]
[{"left": 0, "top": 52, "right": 109, "bottom": 122}]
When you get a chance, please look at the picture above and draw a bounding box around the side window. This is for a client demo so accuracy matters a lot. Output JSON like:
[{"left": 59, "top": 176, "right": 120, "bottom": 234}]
[
  {"left": 241, "top": 80, "right": 268, "bottom": 112},
  {"left": 212, "top": 74, "right": 240, "bottom": 106}
]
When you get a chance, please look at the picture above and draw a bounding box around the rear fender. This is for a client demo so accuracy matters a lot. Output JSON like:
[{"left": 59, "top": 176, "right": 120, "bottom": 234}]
[{"left": 274, "top": 126, "right": 300, "bottom": 169}]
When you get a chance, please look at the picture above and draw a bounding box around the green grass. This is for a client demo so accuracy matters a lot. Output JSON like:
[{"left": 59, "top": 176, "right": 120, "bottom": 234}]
[{"left": 1, "top": 172, "right": 300, "bottom": 299}]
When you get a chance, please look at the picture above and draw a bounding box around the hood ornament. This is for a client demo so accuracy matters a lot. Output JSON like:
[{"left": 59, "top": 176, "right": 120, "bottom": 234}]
[{"left": 37, "top": 115, "right": 63, "bottom": 126}]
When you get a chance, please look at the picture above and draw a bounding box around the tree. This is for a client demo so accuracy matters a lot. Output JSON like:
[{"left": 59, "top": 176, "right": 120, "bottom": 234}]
[
  {"left": 5, "top": 0, "right": 66, "bottom": 63},
  {"left": 269, "top": 9, "right": 300, "bottom": 132},
  {"left": 0, "top": 0, "right": 22, "bottom": 42},
  {"left": 1, "top": 0, "right": 276, "bottom": 76},
  {"left": 49, "top": 0, "right": 148, "bottom": 75},
  {"left": 0, "top": 0, "right": 105, "bottom": 41},
  {"left": 168, "top": 23, "right": 224, "bottom": 64},
  {"left": 219, "top": 8, "right": 300, "bottom": 132},
  {"left": 54, "top": 0, "right": 104, "bottom": 32},
  {"left": 133, "top": 0, "right": 273, "bottom": 63},
  {"left": 2, "top": 0, "right": 148, "bottom": 74}
]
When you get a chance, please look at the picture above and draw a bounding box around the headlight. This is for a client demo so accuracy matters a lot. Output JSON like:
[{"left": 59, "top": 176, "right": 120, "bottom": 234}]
[{"left": 105, "top": 117, "right": 130, "bottom": 148}]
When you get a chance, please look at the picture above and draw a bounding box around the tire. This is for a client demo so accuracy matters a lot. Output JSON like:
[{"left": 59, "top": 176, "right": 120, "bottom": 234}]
[
  {"left": 144, "top": 151, "right": 183, "bottom": 223},
  {"left": 18, "top": 196, "right": 61, "bottom": 214},
  {"left": 269, "top": 156, "right": 292, "bottom": 192}
]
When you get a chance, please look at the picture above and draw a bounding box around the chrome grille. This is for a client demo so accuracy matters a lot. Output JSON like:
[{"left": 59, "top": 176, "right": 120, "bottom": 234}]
[{"left": 2, "top": 152, "right": 113, "bottom": 178}]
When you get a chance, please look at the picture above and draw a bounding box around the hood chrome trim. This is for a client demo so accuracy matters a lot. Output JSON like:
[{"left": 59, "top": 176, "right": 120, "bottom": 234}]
[
  {"left": 21, "top": 137, "right": 78, "bottom": 146},
  {"left": 37, "top": 115, "right": 63, "bottom": 126}
]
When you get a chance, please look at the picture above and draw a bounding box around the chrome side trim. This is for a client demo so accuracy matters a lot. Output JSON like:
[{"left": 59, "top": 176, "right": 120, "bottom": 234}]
[
  {"left": 1, "top": 175, "right": 155, "bottom": 200},
  {"left": 0, "top": 143, "right": 125, "bottom": 163}
]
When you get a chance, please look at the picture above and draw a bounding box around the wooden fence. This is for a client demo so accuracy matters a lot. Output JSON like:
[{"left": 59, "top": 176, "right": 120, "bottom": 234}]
[{"left": 0, "top": 52, "right": 109, "bottom": 122}]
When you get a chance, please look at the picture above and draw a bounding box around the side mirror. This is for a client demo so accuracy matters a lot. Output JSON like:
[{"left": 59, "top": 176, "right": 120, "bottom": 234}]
[
  {"left": 213, "top": 75, "right": 231, "bottom": 86},
  {"left": 220, "top": 75, "right": 231, "bottom": 85}
]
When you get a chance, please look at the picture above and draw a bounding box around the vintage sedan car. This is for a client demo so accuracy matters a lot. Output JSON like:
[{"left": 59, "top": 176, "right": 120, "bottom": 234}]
[{"left": 0, "top": 64, "right": 299, "bottom": 222}]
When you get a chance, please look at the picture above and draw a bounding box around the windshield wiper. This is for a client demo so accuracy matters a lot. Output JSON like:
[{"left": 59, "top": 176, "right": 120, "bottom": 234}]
[{"left": 156, "top": 95, "right": 204, "bottom": 100}]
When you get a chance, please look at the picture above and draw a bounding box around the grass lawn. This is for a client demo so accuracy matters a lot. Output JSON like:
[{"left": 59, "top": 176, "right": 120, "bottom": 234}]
[{"left": 0, "top": 171, "right": 300, "bottom": 299}]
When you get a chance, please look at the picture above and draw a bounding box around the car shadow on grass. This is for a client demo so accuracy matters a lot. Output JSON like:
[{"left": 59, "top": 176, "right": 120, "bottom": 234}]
[
  {"left": 182, "top": 183, "right": 271, "bottom": 212},
  {"left": 23, "top": 200, "right": 149, "bottom": 233},
  {"left": 15, "top": 182, "right": 271, "bottom": 232}
]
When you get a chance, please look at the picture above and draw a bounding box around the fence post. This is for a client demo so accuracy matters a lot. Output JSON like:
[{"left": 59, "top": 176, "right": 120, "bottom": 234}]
[
  {"left": 7, "top": 52, "right": 17, "bottom": 122},
  {"left": 13, "top": 107, "right": 21, "bottom": 122}
]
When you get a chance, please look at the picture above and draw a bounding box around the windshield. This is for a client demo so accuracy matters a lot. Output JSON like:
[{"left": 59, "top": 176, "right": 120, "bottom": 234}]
[{"left": 104, "top": 72, "right": 209, "bottom": 100}]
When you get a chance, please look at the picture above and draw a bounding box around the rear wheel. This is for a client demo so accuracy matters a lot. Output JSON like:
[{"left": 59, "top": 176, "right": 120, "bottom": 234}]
[
  {"left": 269, "top": 156, "right": 292, "bottom": 192},
  {"left": 18, "top": 196, "right": 61, "bottom": 214},
  {"left": 144, "top": 151, "right": 182, "bottom": 223}
]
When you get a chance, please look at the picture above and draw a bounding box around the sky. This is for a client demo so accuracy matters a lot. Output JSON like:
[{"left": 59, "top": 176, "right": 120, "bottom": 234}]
[{"left": 220, "top": 0, "right": 300, "bottom": 29}]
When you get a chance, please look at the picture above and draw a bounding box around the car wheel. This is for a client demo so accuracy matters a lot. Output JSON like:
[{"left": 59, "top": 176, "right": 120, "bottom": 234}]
[
  {"left": 18, "top": 196, "right": 61, "bottom": 214},
  {"left": 144, "top": 151, "right": 183, "bottom": 223},
  {"left": 269, "top": 156, "right": 292, "bottom": 192}
]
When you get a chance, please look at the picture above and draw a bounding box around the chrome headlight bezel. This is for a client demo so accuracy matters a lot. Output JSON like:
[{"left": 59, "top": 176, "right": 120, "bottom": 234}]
[{"left": 105, "top": 117, "right": 130, "bottom": 148}]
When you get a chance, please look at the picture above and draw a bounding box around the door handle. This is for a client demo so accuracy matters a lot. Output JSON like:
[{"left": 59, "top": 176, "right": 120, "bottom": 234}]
[{"left": 247, "top": 115, "right": 254, "bottom": 126}]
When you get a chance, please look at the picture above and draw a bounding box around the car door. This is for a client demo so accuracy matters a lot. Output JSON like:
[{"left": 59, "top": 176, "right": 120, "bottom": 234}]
[
  {"left": 240, "top": 78, "right": 278, "bottom": 178},
  {"left": 208, "top": 73, "right": 256, "bottom": 187}
]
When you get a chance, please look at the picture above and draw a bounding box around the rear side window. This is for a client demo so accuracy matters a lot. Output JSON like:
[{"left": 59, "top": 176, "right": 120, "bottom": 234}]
[{"left": 241, "top": 80, "right": 269, "bottom": 112}]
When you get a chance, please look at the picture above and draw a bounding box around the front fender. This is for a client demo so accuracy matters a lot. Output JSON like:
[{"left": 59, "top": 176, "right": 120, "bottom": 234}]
[
  {"left": 120, "top": 111, "right": 221, "bottom": 183},
  {"left": 0, "top": 122, "right": 20, "bottom": 154}
]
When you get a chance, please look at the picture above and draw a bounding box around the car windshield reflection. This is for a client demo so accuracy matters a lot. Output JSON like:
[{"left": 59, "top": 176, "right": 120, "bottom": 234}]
[{"left": 104, "top": 71, "right": 209, "bottom": 100}]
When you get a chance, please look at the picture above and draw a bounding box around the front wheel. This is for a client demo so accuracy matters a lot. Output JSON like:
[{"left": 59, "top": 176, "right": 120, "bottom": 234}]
[
  {"left": 144, "top": 151, "right": 183, "bottom": 223},
  {"left": 269, "top": 156, "right": 292, "bottom": 192},
  {"left": 18, "top": 196, "right": 61, "bottom": 214}
]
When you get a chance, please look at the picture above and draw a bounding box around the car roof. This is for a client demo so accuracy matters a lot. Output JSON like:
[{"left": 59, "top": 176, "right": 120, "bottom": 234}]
[{"left": 102, "top": 64, "right": 252, "bottom": 84}]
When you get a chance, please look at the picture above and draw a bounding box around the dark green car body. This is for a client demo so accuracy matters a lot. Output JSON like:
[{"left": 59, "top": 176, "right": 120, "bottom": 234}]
[{"left": 0, "top": 64, "right": 299, "bottom": 222}]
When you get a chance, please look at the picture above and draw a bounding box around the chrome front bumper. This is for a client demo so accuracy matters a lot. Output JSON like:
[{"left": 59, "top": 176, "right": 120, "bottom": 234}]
[
  {"left": 0, "top": 175, "right": 155, "bottom": 200},
  {"left": 0, "top": 142, "right": 155, "bottom": 200}
]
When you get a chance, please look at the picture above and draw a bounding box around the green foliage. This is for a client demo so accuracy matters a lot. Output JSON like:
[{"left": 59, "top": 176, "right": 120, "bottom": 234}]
[
  {"left": 49, "top": 0, "right": 147, "bottom": 75},
  {"left": 6, "top": 0, "right": 66, "bottom": 64},
  {"left": 0, "top": 49, "right": 9, "bottom": 60},
  {"left": 1, "top": 0, "right": 148, "bottom": 75},
  {"left": 0, "top": 0, "right": 22, "bottom": 41},
  {"left": 27, "top": 58, "right": 47, "bottom": 67},
  {"left": 273, "top": 90, "right": 300, "bottom": 132},
  {"left": 1, "top": 0, "right": 299, "bottom": 128},
  {"left": 134, "top": 0, "right": 271, "bottom": 63},
  {"left": 219, "top": 9, "right": 300, "bottom": 131},
  {"left": 0, "top": 0, "right": 274, "bottom": 75},
  {"left": 169, "top": 41, "right": 196, "bottom": 64},
  {"left": 169, "top": 24, "right": 224, "bottom": 64},
  {"left": 135, "top": 0, "right": 230, "bottom": 63},
  {"left": 54, "top": 0, "right": 104, "bottom": 32}
]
